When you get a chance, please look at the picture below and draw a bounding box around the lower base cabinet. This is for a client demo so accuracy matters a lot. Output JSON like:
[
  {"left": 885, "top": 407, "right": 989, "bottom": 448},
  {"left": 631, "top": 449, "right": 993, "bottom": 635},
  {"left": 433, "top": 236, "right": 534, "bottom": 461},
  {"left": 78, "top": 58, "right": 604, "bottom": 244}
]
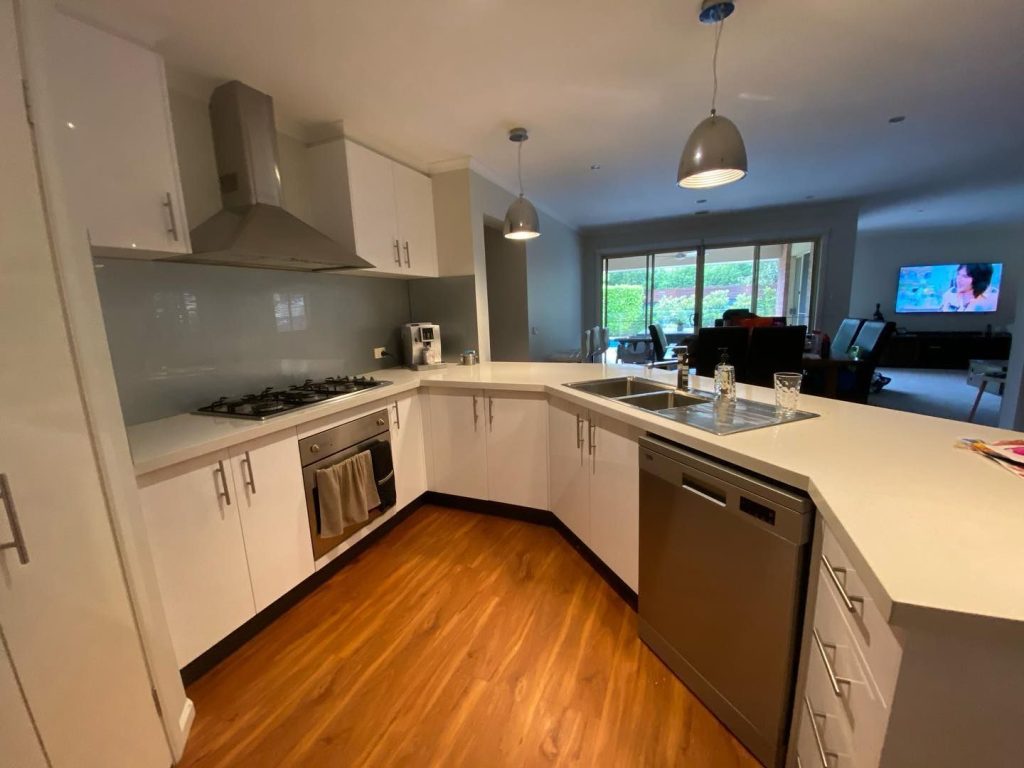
[
  {"left": 138, "top": 430, "right": 312, "bottom": 667},
  {"left": 548, "top": 397, "right": 640, "bottom": 591},
  {"left": 0, "top": 642, "right": 47, "bottom": 768},
  {"left": 390, "top": 391, "right": 429, "bottom": 511}
]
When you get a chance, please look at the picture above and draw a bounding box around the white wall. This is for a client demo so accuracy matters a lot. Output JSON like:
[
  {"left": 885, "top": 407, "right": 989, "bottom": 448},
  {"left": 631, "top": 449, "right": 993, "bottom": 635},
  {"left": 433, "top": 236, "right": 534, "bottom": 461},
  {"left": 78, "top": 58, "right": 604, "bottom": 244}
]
[
  {"left": 580, "top": 201, "right": 860, "bottom": 336},
  {"left": 484, "top": 225, "right": 529, "bottom": 361},
  {"left": 999, "top": 282, "right": 1024, "bottom": 430},
  {"left": 851, "top": 225, "right": 1022, "bottom": 332}
]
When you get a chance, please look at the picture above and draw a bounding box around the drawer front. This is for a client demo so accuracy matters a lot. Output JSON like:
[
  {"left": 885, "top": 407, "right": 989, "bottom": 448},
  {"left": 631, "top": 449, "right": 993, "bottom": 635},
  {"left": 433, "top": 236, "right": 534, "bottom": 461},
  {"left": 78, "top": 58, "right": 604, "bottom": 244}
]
[
  {"left": 820, "top": 524, "right": 902, "bottom": 703},
  {"left": 798, "top": 680, "right": 854, "bottom": 768},
  {"left": 812, "top": 565, "right": 893, "bottom": 767}
]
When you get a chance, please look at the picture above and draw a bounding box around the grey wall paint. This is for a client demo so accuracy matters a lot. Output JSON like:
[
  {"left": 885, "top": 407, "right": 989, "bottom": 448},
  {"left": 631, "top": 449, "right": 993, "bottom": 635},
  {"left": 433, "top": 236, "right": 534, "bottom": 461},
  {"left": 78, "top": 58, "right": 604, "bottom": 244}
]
[
  {"left": 850, "top": 224, "right": 1022, "bottom": 332},
  {"left": 95, "top": 259, "right": 411, "bottom": 425},
  {"left": 580, "top": 201, "right": 860, "bottom": 336},
  {"left": 999, "top": 281, "right": 1024, "bottom": 430},
  {"left": 484, "top": 225, "right": 529, "bottom": 361},
  {"left": 408, "top": 275, "right": 479, "bottom": 363}
]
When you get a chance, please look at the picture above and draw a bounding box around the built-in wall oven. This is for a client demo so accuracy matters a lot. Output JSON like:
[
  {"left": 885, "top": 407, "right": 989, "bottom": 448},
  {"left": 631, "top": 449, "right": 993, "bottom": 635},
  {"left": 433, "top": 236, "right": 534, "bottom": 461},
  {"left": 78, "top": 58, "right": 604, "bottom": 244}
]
[{"left": 298, "top": 409, "right": 396, "bottom": 560}]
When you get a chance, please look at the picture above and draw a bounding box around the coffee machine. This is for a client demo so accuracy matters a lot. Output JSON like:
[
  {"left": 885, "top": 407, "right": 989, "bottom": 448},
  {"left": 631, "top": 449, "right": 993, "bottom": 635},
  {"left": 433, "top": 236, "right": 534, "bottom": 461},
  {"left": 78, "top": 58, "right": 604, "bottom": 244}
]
[{"left": 401, "top": 323, "right": 444, "bottom": 369}]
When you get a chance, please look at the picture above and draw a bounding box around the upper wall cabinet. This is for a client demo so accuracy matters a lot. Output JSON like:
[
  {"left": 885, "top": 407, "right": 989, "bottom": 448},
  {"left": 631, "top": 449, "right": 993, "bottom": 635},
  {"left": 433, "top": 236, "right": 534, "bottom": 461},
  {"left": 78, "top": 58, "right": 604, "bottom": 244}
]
[
  {"left": 308, "top": 138, "right": 438, "bottom": 277},
  {"left": 45, "top": 12, "right": 190, "bottom": 256}
]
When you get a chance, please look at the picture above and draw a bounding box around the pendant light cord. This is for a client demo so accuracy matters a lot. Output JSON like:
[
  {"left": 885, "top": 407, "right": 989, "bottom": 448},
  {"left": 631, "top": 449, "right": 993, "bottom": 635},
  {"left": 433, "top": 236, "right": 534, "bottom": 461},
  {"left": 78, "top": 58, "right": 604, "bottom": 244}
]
[
  {"left": 517, "top": 140, "right": 524, "bottom": 196},
  {"left": 711, "top": 18, "right": 725, "bottom": 115}
]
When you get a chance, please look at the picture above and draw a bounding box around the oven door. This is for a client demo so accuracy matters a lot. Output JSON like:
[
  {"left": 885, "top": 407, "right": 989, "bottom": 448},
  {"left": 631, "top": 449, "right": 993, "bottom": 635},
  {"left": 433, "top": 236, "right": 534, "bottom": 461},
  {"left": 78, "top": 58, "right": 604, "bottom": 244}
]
[{"left": 302, "top": 434, "right": 397, "bottom": 560}]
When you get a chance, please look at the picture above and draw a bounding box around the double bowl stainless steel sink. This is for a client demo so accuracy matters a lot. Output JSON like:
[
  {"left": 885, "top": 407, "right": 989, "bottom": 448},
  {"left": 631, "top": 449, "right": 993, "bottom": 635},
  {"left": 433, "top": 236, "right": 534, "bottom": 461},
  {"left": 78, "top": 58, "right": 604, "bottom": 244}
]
[{"left": 566, "top": 376, "right": 818, "bottom": 435}]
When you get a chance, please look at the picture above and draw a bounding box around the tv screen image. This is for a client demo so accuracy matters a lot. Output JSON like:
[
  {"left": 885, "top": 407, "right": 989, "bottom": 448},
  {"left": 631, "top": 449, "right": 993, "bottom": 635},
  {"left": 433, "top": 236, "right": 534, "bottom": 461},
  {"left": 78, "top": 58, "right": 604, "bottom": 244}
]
[{"left": 895, "top": 262, "right": 1003, "bottom": 313}]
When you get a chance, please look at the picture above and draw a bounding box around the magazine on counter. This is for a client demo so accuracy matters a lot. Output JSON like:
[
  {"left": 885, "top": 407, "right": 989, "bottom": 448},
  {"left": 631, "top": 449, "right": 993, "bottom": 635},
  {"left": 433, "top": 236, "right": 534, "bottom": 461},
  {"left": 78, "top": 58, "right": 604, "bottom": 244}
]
[{"left": 957, "top": 438, "right": 1024, "bottom": 478}]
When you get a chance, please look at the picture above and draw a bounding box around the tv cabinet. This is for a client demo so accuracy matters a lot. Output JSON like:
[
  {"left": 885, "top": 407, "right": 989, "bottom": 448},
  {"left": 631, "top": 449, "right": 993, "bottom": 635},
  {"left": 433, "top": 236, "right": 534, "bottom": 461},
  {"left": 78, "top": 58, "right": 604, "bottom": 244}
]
[{"left": 880, "top": 331, "right": 1011, "bottom": 369}]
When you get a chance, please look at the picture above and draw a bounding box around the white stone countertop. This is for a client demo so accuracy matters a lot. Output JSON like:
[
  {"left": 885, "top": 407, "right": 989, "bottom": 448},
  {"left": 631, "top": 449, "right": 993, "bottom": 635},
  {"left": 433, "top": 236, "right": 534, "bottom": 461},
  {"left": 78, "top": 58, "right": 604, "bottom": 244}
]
[{"left": 127, "top": 362, "right": 1024, "bottom": 629}]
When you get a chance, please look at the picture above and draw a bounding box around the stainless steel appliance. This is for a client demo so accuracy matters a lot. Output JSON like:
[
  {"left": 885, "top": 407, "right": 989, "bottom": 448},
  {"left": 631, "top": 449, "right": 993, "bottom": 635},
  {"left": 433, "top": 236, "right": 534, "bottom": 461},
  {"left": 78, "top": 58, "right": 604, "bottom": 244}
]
[
  {"left": 194, "top": 375, "right": 390, "bottom": 420},
  {"left": 299, "top": 409, "right": 396, "bottom": 560},
  {"left": 402, "top": 322, "right": 444, "bottom": 369},
  {"left": 638, "top": 435, "right": 813, "bottom": 768}
]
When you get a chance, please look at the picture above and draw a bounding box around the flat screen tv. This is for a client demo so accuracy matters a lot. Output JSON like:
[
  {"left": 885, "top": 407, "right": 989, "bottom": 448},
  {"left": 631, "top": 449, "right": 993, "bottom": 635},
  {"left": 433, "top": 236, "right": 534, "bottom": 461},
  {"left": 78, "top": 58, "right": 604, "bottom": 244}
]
[{"left": 895, "top": 262, "right": 1003, "bottom": 313}]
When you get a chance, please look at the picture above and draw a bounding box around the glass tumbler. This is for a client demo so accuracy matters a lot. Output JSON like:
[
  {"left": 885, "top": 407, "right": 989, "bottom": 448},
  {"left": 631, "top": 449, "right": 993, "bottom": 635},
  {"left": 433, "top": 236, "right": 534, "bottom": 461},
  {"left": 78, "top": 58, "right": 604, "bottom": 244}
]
[{"left": 774, "top": 372, "right": 803, "bottom": 413}]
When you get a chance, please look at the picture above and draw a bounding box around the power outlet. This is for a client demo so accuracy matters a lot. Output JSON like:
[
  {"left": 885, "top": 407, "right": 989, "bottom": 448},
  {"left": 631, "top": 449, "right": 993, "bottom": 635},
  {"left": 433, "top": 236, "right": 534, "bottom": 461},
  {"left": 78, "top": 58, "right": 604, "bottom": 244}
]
[{"left": 373, "top": 347, "right": 388, "bottom": 360}]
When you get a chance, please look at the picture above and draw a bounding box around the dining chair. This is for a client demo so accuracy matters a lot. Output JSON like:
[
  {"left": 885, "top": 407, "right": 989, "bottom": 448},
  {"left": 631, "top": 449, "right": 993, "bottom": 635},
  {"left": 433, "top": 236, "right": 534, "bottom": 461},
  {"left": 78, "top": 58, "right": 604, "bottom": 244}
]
[{"left": 744, "top": 325, "right": 807, "bottom": 387}]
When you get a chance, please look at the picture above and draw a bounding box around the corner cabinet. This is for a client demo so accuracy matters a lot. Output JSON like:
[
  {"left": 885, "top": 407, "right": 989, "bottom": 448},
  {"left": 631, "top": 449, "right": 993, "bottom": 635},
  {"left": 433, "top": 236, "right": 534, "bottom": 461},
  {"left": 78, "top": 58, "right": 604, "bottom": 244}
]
[
  {"left": 308, "top": 138, "right": 438, "bottom": 277},
  {"left": 548, "top": 397, "right": 640, "bottom": 591},
  {"left": 44, "top": 11, "right": 190, "bottom": 256},
  {"left": 138, "top": 429, "right": 313, "bottom": 667},
  {"left": 427, "top": 389, "right": 548, "bottom": 509}
]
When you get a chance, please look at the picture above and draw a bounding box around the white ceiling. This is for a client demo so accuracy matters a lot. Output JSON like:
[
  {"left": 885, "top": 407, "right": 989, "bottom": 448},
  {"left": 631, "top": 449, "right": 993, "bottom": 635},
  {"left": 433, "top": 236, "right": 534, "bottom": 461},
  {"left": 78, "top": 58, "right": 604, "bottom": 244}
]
[{"left": 59, "top": 0, "right": 1024, "bottom": 230}]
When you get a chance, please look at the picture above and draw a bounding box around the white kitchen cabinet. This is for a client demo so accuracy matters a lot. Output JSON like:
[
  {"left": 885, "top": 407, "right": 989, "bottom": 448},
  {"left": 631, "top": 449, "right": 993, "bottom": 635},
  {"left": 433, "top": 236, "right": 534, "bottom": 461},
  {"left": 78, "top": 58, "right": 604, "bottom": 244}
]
[
  {"left": 308, "top": 138, "right": 438, "bottom": 277},
  {"left": 392, "top": 160, "right": 439, "bottom": 276},
  {"left": 547, "top": 398, "right": 640, "bottom": 591},
  {"left": 428, "top": 389, "right": 489, "bottom": 499},
  {"left": 485, "top": 391, "right": 549, "bottom": 510},
  {"left": 0, "top": 638, "right": 47, "bottom": 768},
  {"left": 588, "top": 413, "right": 640, "bottom": 592},
  {"left": 228, "top": 432, "right": 314, "bottom": 612},
  {"left": 138, "top": 453, "right": 256, "bottom": 666},
  {"left": 0, "top": 5, "right": 170, "bottom": 762},
  {"left": 390, "top": 391, "right": 429, "bottom": 510},
  {"left": 45, "top": 11, "right": 189, "bottom": 255}
]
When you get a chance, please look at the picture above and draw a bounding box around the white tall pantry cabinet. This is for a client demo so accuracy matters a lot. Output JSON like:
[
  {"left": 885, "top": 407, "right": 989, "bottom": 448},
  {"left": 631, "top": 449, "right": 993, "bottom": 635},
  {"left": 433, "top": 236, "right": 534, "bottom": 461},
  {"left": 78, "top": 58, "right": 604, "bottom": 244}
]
[{"left": 0, "top": 2, "right": 172, "bottom": 764}]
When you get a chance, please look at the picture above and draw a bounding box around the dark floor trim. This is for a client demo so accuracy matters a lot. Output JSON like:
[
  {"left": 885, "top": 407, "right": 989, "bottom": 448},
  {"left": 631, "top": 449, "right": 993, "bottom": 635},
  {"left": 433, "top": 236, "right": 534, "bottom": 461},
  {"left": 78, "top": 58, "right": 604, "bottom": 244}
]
[
  {"left": 425, "top": 492, "right": 638, "bottom": 611},
  {"left": 180, "top": 495, "right": 427, "bottom": 686}
]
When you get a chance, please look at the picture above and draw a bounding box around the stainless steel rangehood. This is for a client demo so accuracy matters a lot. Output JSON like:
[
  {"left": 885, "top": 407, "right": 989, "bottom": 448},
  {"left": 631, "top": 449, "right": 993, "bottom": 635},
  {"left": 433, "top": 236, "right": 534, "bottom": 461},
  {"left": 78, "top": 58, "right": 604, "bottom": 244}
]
[{"left": 182, "top": 81, "right": 371, "bottom": 271}]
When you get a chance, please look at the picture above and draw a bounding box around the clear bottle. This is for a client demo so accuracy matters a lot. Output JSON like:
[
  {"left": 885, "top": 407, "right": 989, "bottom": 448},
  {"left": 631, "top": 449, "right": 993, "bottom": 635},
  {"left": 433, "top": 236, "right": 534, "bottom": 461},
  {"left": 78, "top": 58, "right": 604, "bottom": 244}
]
[{"left": 714, "top": 347, "right": 736, "bottom": 401}]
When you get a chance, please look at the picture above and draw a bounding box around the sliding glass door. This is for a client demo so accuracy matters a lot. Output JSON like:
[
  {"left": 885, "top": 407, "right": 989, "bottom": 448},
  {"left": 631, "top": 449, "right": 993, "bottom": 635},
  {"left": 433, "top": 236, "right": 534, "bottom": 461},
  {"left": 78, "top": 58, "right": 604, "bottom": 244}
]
[{"left": 601, "top": 239, "right": 819, "bottom": 339}]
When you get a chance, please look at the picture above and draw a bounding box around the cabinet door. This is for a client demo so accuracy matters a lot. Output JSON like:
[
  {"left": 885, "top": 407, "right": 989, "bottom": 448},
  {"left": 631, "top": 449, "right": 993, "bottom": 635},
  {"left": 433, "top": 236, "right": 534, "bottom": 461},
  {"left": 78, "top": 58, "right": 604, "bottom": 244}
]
[
  {"left": 345, "top": 139, "right": 402, "bottom": 273},
  {"left": 0, "top": 637, "right": 47, "bottom": 768},
  {"left": 393, "top": 162, "right": 438, "bottom": 277},
  {"left": 46, "top": 12, "right": 189, "bottom": 254},
  {"left": 548, "top": 398, "right": 590, "bottom": 542},
  {"left": 485, "top": 391, "right": 548, "bottom": 509},
  {"left": 391, "top": 392, "right": 428, "bottom": 510},
  {"left": 427, "top": 389, "right": 488, "bottom": 499},
  {"left": 589, "top": 414, "right": 640, "bottom": 592},
  {"left": 138, "top": 454, "right": 256, "bottom": 666},
  {"left": 229, "top": 432, "right": 313, "bottom": 613}
]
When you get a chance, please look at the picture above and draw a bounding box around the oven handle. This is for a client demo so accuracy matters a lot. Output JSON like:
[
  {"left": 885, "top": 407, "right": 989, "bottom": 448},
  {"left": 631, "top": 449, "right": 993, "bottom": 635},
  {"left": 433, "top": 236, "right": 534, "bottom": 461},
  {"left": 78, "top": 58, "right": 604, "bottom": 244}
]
[{"left": 376, "top": 470, "right": 395, "bottom": 486}]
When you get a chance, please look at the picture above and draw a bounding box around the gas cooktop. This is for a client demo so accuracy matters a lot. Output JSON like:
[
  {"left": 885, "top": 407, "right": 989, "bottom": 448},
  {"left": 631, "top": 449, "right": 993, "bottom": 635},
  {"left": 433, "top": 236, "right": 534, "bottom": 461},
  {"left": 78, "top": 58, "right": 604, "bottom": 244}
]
[{"left": 194, "top": 376, "right": 391, "bottom": 420}]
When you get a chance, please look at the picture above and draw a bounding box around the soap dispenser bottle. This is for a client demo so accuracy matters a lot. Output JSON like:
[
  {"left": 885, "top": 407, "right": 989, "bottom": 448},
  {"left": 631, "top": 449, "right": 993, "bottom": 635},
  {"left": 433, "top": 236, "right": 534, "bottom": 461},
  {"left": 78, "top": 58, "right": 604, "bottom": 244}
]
[{"left": 714, "top": 347, "right": 736, "bottom": 401}]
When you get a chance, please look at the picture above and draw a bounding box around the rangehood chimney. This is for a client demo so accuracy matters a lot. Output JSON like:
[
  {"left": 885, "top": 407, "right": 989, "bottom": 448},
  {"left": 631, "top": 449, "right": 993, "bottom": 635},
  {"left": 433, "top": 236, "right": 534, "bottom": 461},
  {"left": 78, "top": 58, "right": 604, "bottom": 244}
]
[{"left": 182, "top": 81, "right": 372, "bottom": 271}]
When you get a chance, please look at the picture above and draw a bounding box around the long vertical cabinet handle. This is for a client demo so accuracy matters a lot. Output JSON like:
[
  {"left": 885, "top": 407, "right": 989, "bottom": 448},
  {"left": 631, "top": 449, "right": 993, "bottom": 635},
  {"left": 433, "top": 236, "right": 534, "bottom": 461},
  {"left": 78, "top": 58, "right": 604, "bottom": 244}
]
[
  {"left": 488, "top": 396, "right": 495, "bottom": 430},
  {"left": 215, "top": 460, "right": 232, "bottom": 505},
  {"left": 163, "top": 192, "right": 179, "bottom": 241},
  {"left": 392, "top": 401, "right": 401, "bottom": 430},
  {"left": 393, "top": 239, "right": 402, "bottom": 266},
  {"left": 403, "top": 241, "right": 411, "bottom": 268},
  {"left": 575, "top": 414, "right": 584, "bottom": 450},
  {"left": 0, "top": 474, "right": 29, "bottom": 565},
  {"left": 472, "top": 395, "right": 479, "bottom": 431},
  {"left": 241, "top": 451, "right": 256, "bottom": 494}
]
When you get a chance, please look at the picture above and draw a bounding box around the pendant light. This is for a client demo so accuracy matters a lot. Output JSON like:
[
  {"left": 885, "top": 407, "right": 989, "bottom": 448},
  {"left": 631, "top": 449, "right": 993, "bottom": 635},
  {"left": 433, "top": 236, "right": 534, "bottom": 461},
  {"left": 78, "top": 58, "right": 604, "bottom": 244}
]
[
  {"left": 504, "top": 127, "right": 540, "bottom": 240},
  {"left": 677, "top": 0, "right": 748, "bottom": 189}
]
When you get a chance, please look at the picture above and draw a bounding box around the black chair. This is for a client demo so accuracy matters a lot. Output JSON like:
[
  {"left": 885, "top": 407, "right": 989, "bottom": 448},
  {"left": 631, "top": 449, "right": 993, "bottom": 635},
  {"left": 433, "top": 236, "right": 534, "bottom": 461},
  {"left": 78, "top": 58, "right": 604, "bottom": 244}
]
[
  {"left": 837, "top": 321, "right": 896, "bottom": 403},
  {"left": 718, "top": 308, "right": 757, "bottom": 327},
  {"left": 743, "top": 325, "right": 807, "bottom": 387},
  {"left": 831, "top": 318, "right": 864, "bottom": 359},
  {"left": 693, "top": 327, "right": 750, "bottom": 379},
  {"left": 649, "top": 324, "right": 672, "bottom": 361}
]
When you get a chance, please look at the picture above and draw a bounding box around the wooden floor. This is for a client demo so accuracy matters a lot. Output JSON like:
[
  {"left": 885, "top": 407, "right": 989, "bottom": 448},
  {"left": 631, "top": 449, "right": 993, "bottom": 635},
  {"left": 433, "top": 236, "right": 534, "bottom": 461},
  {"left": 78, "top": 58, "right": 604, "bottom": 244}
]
[{"left": 177, "top": 505, "right": 759, "bottom": 767}]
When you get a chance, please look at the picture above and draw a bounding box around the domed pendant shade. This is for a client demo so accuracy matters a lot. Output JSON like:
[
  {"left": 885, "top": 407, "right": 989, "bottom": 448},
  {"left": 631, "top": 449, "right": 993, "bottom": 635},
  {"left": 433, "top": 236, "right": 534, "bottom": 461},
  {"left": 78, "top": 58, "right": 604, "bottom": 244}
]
[{"left": 503, "top": 127, "right": 540, "bottom": 240}]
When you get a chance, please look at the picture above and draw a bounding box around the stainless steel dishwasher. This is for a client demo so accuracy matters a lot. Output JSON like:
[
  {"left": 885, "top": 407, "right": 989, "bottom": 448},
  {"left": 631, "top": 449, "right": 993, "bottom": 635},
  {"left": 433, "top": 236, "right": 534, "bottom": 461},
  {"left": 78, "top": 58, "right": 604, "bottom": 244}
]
[{"left": 638, "top": 435, "right": 813, "bottom": 768}]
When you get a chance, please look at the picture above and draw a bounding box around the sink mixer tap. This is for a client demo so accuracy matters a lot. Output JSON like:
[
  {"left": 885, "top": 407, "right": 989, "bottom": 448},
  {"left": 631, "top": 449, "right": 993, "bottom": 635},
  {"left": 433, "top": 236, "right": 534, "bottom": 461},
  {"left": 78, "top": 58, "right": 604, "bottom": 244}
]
[{"left": 645, "top": 345, "right": 690, "bottom": 391}]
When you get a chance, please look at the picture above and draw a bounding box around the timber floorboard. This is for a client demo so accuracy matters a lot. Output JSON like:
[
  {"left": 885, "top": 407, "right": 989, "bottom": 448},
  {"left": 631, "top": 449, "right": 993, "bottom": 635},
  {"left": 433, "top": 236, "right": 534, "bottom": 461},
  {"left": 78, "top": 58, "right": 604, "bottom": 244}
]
[{"left": 176, "top": 505, "right": 760, "bottom": 767}]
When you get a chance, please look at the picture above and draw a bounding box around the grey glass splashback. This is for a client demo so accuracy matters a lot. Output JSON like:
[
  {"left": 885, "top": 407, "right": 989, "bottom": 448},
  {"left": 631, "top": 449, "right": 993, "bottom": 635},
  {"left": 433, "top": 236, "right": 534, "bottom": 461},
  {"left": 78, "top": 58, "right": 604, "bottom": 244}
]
[{"left": 94, "top": 259, "right": 414, "bottom": 425}]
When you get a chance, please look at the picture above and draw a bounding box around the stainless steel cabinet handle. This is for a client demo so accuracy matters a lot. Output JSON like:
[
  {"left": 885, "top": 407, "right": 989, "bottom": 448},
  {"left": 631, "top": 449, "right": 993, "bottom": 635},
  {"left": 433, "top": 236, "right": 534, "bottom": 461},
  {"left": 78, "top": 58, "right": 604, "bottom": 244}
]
[
  {"left": 587, "top": 419, "right": 596, "bottom": 456},
  {"left": 472, "top": 395, "right": 479, "bottom": 431},
  {"left": 393, "top": 239, "right": 402, "bottom": 266},
  {"left": 392, "top": 401, "right": 401, "bottom": 430},
  {"left": 822, "top": 554, "right": 863, "bottom": 614},
  {"left": 796, "top": 757, "right": 803, "bottom": 768},
  {"left": 163, "top": 192, "right": 179, "bottom": 241},
  {"left": 812, "top": 628, "right": 848, "bottom": 697},
  {"left": 0, "top": 474, "right": 29, "bottom": 565},
  {"left": 215, "top": 460, "right": 232, "bottom": 506},
  {"left": 241, "top": 451, "right": 256, "bottom": 494},
  {"left": 803, "top": 695, "right": 837, "bottom": 768},
  {"left": 403, "top": 241, "right": 411, "bottom": 268},
  {"left": 488, "top": 396, "right": 494, "bottom": 430},
  {"left": 575, "top": 414, "right": 584, "bottom": 450}
]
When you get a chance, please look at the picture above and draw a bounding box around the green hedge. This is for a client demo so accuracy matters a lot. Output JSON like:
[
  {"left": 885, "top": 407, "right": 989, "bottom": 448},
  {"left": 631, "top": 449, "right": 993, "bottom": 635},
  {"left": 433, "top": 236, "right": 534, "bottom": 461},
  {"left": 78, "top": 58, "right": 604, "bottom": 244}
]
[{"left": 604, "top": 284, "right": 646, "bottom": 337}]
